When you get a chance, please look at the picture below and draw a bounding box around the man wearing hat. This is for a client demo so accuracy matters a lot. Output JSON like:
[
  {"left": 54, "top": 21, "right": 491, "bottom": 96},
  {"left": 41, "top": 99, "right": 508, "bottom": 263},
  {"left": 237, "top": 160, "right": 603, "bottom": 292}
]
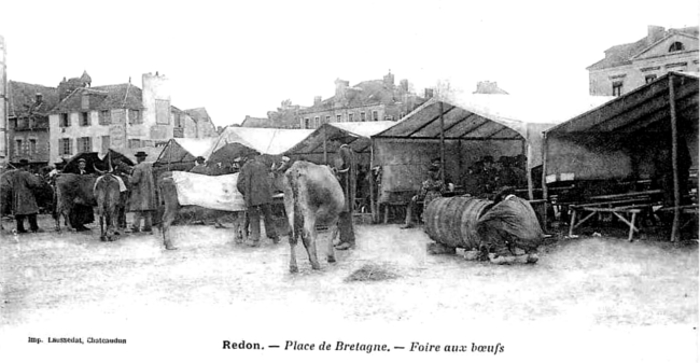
[
  {"left": 129, "top": 151, "right": 157, "bottom": 235},
  {"left": 401, "top": 158, "right": 445, "bottom": 229},
  {"left": 189, "top": 156, "right": 209, "bottom": 175},
  {"left": 236, "top": 155, "right": 279, "bottom": 247},
  {"left": 331, "top": 139, "right": 357, "bottom": 250},
  {"left": 12, "top": 159, "right": 42, "bottom": 233},
  {"left": 68, "top": 157, "right": 95, "bottom": 231}
]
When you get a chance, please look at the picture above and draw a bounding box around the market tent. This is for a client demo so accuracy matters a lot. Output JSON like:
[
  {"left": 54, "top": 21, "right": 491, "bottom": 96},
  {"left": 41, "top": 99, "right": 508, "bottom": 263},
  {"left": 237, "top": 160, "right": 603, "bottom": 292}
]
[
  {"left": 154, "top": 138, "right": 216, "bottom": 166},
  {"left": 544, "top": 71, "right": 699, "bottom": 182},
  {"left": 207, "top": 127, "right": 313, "bottom": 164},
  {"left": 63, "top": 149, "right": 136, "bottom": 174},
  {"left": 373, "top": 94, "right": 612, "bottom": 200},
  {"left": 284, "top": 121, "right": 396, "bottom": 164},
  {"left": 542, "top": 71, "right": 699, "bottom": 241}
]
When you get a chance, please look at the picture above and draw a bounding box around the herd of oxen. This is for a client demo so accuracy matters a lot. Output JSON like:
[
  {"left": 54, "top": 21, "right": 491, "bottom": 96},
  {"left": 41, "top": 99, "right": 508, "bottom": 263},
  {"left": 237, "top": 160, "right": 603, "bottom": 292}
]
[{"left": 1, "top": 153, "right": 543, "bottom": 273}]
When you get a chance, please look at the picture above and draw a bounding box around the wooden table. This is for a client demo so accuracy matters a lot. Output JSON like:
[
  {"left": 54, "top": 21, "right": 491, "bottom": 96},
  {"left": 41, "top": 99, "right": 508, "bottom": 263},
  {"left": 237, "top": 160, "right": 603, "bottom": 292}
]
[{"left": 568, "top": 193, "right": 661, "bottom": 242}]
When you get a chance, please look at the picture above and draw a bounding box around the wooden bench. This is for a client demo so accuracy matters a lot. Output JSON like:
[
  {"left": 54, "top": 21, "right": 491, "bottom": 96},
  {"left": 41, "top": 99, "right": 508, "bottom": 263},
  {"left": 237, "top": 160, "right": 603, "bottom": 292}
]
[{"left": 568, "top": 194, "right": 660, "bottom": 242}]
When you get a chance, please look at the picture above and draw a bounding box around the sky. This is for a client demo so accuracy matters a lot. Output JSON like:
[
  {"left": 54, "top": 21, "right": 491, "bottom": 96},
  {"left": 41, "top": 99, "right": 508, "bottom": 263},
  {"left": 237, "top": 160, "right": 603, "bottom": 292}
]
[{"left": 1, "top": 0, "right": 698, "bottom": 128}]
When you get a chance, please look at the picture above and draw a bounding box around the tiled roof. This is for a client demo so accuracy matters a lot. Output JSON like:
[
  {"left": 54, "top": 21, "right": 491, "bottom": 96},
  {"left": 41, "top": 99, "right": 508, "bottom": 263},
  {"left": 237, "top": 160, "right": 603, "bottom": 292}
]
[
  {"left": 300, "top": 79, "right": 395, "bottom": 113},
  {"left": 7, "top": 81, "right": 60, "bottom": 117},
  {"left": 51, "top": 83, "right": 143, "bottom": 113},
  {"left": 184, "top": 107, "right": 211, "bottom": 122},
  {"left": 240, "top": 116, "right": 273, "bottom": 127},
  {"left": 588, "top": 27, "right": 699, "bottom": 71}
]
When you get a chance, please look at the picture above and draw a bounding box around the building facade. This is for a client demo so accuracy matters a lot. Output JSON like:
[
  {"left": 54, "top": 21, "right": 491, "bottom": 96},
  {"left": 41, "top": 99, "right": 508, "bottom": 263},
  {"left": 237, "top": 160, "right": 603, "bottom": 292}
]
[
  {"left": 296, "top": 71, "right": 426, "bottom": 129},
  {"left": 0, "top": 35, "right": 6, "bottom": 162},
  {"left": 588, "top": 26, "right": 699, "bottom": 96},
  {"left": 45, "top": 72, "right": 217, "bottom": 164}
]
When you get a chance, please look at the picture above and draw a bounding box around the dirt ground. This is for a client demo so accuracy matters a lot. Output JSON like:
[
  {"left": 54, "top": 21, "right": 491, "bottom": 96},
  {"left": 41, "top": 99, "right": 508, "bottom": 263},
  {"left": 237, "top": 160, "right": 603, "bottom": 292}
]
[{"left": 1, "top": 214, "right": 697, "bottom": 361}]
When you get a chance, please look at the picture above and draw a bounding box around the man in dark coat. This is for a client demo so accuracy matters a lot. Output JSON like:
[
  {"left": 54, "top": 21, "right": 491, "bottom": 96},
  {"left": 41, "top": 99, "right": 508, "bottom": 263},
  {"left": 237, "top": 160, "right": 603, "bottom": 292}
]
[
  {"left": 129, "top": 151, "right": 157, "bottom": 233},
  {"left": 69, "top": 158, "right": 95, "bottom": 231},
  {"left": 189, "top": 156, "right": 209, "bottom": 175},
  {"left": 333, "top": 142, "right": 357, "bottom": 250},
  {"left": 236, "top": 156, "right": 279, "bottom": 247},
  {"left": 12, "top": 159, "right": 42, "bottom": 233}
]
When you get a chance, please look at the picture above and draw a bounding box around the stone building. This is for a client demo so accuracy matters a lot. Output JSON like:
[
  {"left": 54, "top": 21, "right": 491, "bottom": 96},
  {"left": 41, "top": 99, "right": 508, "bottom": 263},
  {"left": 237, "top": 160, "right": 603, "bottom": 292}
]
[
  {"left": 296, "top": 71, "right": 427, "bottom": 129},
  {"left": 473, "top": 81, "right": 509, "bottom": 94},
  {"left": 45, "top": 71, "right": 217, "bottom": 165},
  {"left": 0, "top": 35, "right": 6, "bottom": 162},
  {"left": 588, "top": 25, "right": 699, "bottom": 96}
]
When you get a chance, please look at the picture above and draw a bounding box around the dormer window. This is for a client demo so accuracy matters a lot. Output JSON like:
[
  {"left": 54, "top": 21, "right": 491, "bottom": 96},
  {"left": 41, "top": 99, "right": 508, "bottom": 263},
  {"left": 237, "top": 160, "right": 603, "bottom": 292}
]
[{"left": 669, "top": 42, "right": 685, "bottom": 52}]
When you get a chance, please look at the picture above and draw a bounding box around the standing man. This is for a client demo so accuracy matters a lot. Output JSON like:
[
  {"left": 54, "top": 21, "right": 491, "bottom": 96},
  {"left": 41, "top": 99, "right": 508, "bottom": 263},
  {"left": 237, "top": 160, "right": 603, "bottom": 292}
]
[
  {"left": 129, "top": 151, "right": 157, "bottom": 234},
  {"left": 333, "top": 141, "right": 356, "bottom": 250},
  {"left": 70, "top": 158, "right": 95, "bottom": 231},
  {"left": 236, "top": 156, "right": 279, "bottom": 247},
  {"left": 12, "top": 159, "right": 42, "bottom": 233}
]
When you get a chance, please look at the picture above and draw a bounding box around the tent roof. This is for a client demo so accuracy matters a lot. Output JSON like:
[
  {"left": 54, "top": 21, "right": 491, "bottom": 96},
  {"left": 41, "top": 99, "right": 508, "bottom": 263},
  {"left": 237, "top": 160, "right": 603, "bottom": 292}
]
[
  {"left": 208, "top": 127, "right": 314, "bottom": 156},
  {"left": 546, "top": 71, "right": 699, "bottom": 136},
  {"left": 155, "top": 138, "right": 216, "bottom": 164},
  {"left": 374, "top": 94, "right": 613, "bottom": 141},
  {"left": 285, "top": 121, "right": 396, "bottom": 155}
]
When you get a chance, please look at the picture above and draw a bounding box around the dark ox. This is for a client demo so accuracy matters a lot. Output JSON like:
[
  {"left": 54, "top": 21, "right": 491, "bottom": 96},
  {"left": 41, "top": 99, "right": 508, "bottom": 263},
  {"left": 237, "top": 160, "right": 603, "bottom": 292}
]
[
  {"left": 93, "top": 160, "right": 123, "bottom": 241},
  {"left": 283, "top": 161, "right": 345, "bottom": 273},
  {"left": 54, "top": 173, "right": 96, "bottom": 232}
]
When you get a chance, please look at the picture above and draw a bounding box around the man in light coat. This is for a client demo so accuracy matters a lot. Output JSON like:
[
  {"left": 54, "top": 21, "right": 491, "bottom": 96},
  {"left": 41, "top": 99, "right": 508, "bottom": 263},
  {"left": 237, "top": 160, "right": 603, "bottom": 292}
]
[{"left": 129, "top": 151, "right": 156, "bottom": 233}]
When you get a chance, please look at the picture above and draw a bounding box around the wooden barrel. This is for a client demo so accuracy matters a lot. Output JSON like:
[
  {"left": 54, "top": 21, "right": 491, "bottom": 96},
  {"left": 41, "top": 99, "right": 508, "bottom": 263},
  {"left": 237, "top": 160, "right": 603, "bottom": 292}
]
[{"left": 424, "top": 197, "right": 493, "bottom": 249}]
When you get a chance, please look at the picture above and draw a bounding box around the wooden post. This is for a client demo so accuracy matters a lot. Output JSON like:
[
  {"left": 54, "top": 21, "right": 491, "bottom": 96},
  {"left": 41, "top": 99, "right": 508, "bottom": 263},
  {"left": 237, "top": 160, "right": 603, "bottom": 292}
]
[
  {"left": 322, "top": 126, "right": 328, "bottom": 165},
  {"left": 457, "top": 139, "right": 463, "bottom": 189},
  {"left": 167, "top": 140, "right": 172, "bottom": 171},
  {"left": 541, "top": 132, "right": 549, "bottom": 232},
  {"left": 669, "top": 74, "right": 681, "bottom": 242},
  {"left": 369, "top": 138, "right": 376, "bottom": 223},
  {"left": 439, "top": 101, "right": 446, "bottom": 185},
  {"left": 527, "top": 144, "right": 534, "bottom": 200}
]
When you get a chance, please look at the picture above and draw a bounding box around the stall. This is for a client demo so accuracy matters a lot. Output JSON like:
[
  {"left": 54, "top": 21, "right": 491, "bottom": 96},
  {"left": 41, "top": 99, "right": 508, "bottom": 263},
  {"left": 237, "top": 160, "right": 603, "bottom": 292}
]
[
  {"left": 206, "top": 127, "right": 313, "bottom": 164},
  {"left": 543, "top": 71, "right": 699, "bottom": 241},
  {"left": 154, "top": 138, "right": 217, "bottom": 169}
]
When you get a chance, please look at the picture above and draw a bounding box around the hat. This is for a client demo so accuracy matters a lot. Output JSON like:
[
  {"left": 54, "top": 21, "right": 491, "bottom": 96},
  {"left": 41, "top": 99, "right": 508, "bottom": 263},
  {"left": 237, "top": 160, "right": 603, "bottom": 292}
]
[
  {"left": 482, "top": 155, "right": 494, "bottom": 163},
  {"left": 18, "top": 159, "right": 30, "bottom": 166},
  {"left": 431, "top": 157, "right": 441, "bottom": 164},
  {"left": 78, "top": 158, "right": 86, "bottom": 163},
  {"left": 135, "top": 151, "right": 148, "bottom": 158},
  {"left": 195, "top": 156, "right": 206, "bottom": 164},
  {"left": 54, "top": 157, "right": 65, "bottom": 165},
  {"left": 429, "top": 165, "right": 440, "bottom": 172}
]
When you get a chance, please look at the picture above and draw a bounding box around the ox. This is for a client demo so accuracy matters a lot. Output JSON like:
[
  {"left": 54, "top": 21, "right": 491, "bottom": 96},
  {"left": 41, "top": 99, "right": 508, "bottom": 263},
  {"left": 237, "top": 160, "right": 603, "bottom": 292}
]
[
  {"left": 283, "top": 161, "right": 345, "bottom": 273},
  {"left": 54, "top": 173, "right": 96, "bottom": 232},
  {"left": 93, "top": 158, "right": 124, "bottom": 241}
]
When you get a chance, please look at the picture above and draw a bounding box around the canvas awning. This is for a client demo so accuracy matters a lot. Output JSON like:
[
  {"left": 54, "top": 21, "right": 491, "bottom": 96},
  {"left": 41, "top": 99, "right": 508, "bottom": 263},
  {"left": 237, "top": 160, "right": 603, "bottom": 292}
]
[
  {"left": 207, "top": 127, "right": 313, "bottom": 157},
  {"left": 155, "top": 138, "right": 216, "bottom": 165},
  {"left": 285, "top": 121, "right": 396, "bottom": 156}
]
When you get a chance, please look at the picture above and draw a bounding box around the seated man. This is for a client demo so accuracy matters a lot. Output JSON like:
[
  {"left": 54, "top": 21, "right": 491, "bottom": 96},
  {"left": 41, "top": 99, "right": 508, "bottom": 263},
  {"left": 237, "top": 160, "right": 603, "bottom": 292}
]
[{"left": 401, "top": 158, "right": 446, "bottom": 229}]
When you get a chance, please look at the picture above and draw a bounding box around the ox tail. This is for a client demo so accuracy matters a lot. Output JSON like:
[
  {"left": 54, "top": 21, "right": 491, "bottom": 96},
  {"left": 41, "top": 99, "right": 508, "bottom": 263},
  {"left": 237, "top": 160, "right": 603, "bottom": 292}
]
[{"left": 286, "top": 169, "right": 304, "bottom": 243}]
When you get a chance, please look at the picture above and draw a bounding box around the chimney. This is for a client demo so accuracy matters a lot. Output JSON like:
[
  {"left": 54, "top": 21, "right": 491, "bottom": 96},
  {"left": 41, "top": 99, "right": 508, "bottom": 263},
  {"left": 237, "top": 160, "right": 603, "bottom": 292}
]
[
  {"left": 314, "top": 96, "right": 322, "bottom": 106},
  {"left": 383, "top": 71, "right": 395, "bottom": 88},
  {"left": 424, "top": 88, "right": 434, "bottom": 98},
  {"left": 647, "top": 25, "right": 666, "bottom": 45}
]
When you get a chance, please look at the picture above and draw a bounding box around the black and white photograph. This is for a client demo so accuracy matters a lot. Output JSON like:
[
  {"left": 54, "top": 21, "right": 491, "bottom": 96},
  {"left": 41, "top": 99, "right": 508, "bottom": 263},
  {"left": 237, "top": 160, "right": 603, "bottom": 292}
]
[{"left": 0, "top": 1, "right": 698, "bottom": 362}]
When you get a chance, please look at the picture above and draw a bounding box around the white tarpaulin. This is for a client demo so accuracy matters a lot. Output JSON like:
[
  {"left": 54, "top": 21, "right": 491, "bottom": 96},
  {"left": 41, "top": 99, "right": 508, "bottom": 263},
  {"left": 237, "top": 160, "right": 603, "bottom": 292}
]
[{"left": 170, "top": 171, "right": 246, "bottom": 211}]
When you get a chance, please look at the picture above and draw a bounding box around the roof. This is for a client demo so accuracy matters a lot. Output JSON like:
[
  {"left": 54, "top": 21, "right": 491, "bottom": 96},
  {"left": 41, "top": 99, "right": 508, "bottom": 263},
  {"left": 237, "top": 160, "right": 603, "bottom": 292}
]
[
  {"left": 7, "top": 81, "right": 60, "bottom": 117},
  {"left": 184, "top": 107, "right": 211, "bottom": 122},
  {"left": 545, "top": 71, "right": 699, "bottom": 136},
  {"left": 240, "top": 116, "right": 273, "bottom": 128},
  {"left": 300, "top": 79, "right": 396, "bottom": 113},
  {"left": 208, "top": 127, "right": 314, "bottom": 157},
  {"left": 375, "top": 94, "right": 613, "bottom": 140},
  {"left": 155, "top": 138, "right": 217, "bottom": 164},
  {"left": 52, "top": 83, "right": 143, "bottom": 113},
  {"left": 285, "top": 121, "right": 396, "bottom": 155},
  {"left": 588, "top": 26, "right": 699, "bottom": 70}
]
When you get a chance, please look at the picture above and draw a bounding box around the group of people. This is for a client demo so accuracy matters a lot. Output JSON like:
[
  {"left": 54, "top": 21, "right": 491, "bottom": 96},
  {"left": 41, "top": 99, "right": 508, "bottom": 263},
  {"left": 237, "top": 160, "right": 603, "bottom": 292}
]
[{"left": 4, "top": 150, "right": 157, "bottom": 235}]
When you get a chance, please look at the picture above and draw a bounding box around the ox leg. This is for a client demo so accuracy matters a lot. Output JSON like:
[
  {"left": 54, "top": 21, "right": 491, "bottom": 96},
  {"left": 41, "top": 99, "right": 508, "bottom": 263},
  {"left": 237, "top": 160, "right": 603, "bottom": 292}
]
[
  {"left": 159, "top": 184, "right": 179, "bottom": 251},
  {"left": 288, "top": 233, "right": 299, "bottom": 273},
  {"left": 327, "top": 221, "right": 338, "bottom": 264},
  {"left": 301, "top": 218, "right": 321, "bottom": 270},
  {"left": 99, "top": 214, "right": 106, "bottom": 242}
]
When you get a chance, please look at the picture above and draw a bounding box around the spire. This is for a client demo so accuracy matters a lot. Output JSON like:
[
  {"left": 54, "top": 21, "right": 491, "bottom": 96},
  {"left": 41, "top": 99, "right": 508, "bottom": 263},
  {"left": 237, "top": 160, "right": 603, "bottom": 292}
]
[{"left": 80, "top": 70, "right": 92, "bottom": 87}]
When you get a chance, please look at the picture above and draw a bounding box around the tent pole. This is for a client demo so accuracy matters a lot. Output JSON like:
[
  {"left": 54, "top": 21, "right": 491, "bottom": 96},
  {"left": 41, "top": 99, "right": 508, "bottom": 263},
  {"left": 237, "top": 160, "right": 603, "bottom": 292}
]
[
  {"left": 322, "top": 126, "right": 328, "bottom": 165},
  {"left": 370, "top": 138, "right": 376, "bottom": 223},
  {"left": 527, "top": 143, "right": 534, "bottom": 200},
  {"left": 457, "top": 139, "right": 462, "bottom": 189},
  {"left": 669, "top": 74, "right": 680, "bottom": 242},
  {"left": 167, "top": 140, "right": 171, "bottom": 171},
  {"left": 439, "top": 101, "right": 446, "bottom": 185},
  {"left": 541, "top": 132, "right": 549, "bottom": 232}
]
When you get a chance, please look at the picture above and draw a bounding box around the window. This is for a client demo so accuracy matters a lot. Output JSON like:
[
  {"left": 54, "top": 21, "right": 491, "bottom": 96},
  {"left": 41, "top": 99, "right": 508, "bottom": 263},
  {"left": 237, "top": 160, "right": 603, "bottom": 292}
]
[
  {"left": 372, "top": 110, "right": 378, "bottom": 121},
  {"left": 80, "top": 112, "right": 90, "bottom": 126},
  {"left": 645, "top": 74, "right": 657, "bottom": 84},
  {"left": 348, "top": 113, "right": 354, "bottom": 122},
  {"left": 325, "top": 115, "right": 331, "bottom": 124},
  {"left": 314, "top": 116, "right": 320, "bottom": 128},
  {"left": 59, "top": 113, "right": 70, "bottom": 127},
  {"left": 400, "top": 112, "right": 406, "bottom": 119},
  {"left": 174, "top": 112, "right": 182, "bottom": 128},
  {"left": 78, "top": 137, "right": 92, "bottom": 153},
  {"left": 15, "top": 139, "right": 22, "bottom": 156},
  {"left": 360, "top": 112, "right": 366, "bottom": 122},
  {"left": 59, "top": 138, "right": 71, "bottom": 155},
  {"left": 29, "top": 139, "right": 36, "bottom": 155},
  {"left": 128, "top": 139, "right": 141, "bottom": 149},
  {"left": 385, "top": 115, "right": 394, "bottom": 121},
  {"left": 10, "top": 118, "right": 17, "bottom": 129},
  {"left": 612, "top": 81, "right": 623, "bottom": 97},
  {"left": 129, "top": 109, "right": 141, "bottom": 124},
  {"left": 304, "top": 118, "right": 310, "bottom": 129},
  {"left": 336, "top": 114, "right": 342, "bottom": 122},
  {"left": 101, "top": 136, "right": 111, "bottom": 153},
  {"left": 669, "top": 41, "right": 685, "bottom": 52},
  {"left": 99, "top": 110, "right": 111, "bottom": 125}
]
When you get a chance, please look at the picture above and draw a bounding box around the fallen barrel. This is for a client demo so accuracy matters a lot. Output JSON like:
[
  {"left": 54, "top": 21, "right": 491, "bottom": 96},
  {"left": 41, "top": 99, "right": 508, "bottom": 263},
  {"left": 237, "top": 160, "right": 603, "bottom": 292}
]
[{"left": 423, "top": 196, "right": 494, "bottom": 250}]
